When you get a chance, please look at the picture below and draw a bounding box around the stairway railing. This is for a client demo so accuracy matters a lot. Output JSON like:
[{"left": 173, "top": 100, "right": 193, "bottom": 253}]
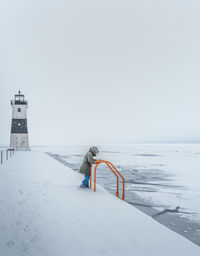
[{"left": 90, "top": 160, "right": 125, "bottom": 200}]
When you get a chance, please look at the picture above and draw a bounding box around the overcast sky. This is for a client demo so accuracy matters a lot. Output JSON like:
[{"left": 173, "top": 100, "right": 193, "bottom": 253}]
[{"left": 0, "top": 0, "right": 200, "bottom": 146}]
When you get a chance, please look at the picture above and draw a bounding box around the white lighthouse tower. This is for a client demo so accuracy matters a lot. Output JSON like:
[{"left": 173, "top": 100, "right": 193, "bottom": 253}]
[{"left": 9, "top": 91, "right": 30, "bottom": 151}]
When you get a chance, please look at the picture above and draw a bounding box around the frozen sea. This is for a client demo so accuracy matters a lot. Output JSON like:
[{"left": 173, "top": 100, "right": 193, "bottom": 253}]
[{"left": 43, "top": 143, "right": 200, "bottom": 245}]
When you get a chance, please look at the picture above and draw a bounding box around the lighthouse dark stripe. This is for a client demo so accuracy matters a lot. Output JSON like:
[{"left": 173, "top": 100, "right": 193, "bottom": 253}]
[{"left": 11, "top": 119, "right": 28, "bottom": 134}]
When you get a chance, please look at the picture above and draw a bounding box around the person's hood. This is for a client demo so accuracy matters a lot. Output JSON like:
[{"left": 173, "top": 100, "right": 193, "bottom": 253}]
[{"left": 89, "top": 148, "right": 96, "bottom": 156}]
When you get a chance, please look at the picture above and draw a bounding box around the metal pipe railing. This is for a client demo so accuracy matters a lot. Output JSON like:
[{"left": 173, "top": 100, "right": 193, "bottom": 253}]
[
  {"left": 90, "top": 160, "right": 125, "bottom": 200},
  {"left": 0, "top": 149, "right": 15, "bottom": 165},
  {"left": 1, "top": 151, "right": 3, "bottom": 165}
]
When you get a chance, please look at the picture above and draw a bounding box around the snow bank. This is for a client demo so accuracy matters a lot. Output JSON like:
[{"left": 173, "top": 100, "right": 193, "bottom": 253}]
[{"left": 0, "top": 151, "right": 199, "bottom": 256}]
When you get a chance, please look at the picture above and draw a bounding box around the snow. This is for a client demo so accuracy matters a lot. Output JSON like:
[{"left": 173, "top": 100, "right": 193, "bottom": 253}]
[
  {"left": 0, "top": 150, "right": 200, "bottom": 256},
  {"left": 100, "top": 143, "right": 200, "bottom": 222},
  {"left": 42, "top": 144, "right": 200, "bottom": 222}
]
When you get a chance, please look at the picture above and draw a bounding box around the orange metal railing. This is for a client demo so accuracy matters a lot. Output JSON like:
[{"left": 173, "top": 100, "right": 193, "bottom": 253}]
[{"left": 90, "top": 160, "right": 125, "bottom": 200}]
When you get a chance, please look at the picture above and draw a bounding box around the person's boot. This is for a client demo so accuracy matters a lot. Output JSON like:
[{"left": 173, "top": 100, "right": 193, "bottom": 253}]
[{"left": 79, "top": 184, "right": 86, "bottom": 189}]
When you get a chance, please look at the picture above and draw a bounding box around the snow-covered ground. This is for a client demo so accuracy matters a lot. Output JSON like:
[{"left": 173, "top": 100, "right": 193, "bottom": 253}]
[
  {"left": 44, "top": 144, "right": 200, "bottom": 222},
  {"left": 0, "top": 150, "right": 200, "bottom": 256},
  {"left": 43, "top": 143, "right": 200, "bottom": 245}
]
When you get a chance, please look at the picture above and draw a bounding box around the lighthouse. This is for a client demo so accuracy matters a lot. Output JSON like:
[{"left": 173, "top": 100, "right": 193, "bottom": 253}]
[{"left": 9, "top": 91, "right": 30, "bottom": 151}]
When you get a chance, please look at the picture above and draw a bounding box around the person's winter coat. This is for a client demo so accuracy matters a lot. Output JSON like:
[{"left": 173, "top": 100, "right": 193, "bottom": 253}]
[{"left": 79, "top": 148, "right": 96, "bottom": 176}]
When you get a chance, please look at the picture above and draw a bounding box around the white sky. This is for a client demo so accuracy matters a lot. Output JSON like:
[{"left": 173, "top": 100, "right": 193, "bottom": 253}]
[{"left": 0, "top": 0, "right": 200, "bottom": 146}]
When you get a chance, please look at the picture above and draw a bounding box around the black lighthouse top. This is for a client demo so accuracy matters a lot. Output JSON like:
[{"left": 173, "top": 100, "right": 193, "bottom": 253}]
[{"left": 11, "top": 90, "right": 28, "bottom": 105}]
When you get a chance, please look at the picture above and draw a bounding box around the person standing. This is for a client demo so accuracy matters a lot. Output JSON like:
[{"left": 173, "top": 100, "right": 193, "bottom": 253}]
[{"left": 79, "top": 147, "right": 99, "bottom": 188}]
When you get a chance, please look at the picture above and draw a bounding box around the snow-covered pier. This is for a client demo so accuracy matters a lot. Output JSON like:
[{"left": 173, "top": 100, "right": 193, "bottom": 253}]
[{"left": 0, "top": 151, "right": 200, "bottom": 256}]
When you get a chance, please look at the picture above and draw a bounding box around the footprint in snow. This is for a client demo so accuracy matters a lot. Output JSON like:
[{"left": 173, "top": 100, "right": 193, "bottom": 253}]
[
  {"left": 23, "top": 225, "right": 30, "bottom": 232},
  {"left": 18, "top": 200, "right": 26, "bottom": 206},
  {"left": 6, "top": 241, "right": 15, "bottom": 248},
  {"left": 19, "top": 190, "right": 24, "bottom": 195},
  {"left": 30, "top": 235, "right": 40, "bottom": 243},
  {"left": 16, "top": 220, "right": 21, "bottom": 226},
  {"left": 21, "top": 242, "right": 29, "bottom": 252}
]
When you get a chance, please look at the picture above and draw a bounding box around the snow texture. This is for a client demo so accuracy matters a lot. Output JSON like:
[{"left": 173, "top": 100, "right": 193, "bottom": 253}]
[{"left": 0, "top": 150, "right": 199, "bottom": 256}]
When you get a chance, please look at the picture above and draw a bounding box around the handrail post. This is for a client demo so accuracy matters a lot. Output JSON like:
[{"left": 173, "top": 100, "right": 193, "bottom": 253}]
[
  {"left": 90, "top": 163, "right": 93, "bottom": 189},
  {"left": 6, "top": 150, "right": 8, "bottom": 160},
  {"left": 94, "top": 163, "right": 99, "bottom": 192},
  {"left": 1, "top": 151, "right": 3, "bottom": 165}
]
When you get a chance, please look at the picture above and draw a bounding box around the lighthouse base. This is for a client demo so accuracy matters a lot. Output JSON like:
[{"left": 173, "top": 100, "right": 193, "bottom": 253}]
[{"left": 9, "top": 134, "right": 30, "bottom": 151}]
